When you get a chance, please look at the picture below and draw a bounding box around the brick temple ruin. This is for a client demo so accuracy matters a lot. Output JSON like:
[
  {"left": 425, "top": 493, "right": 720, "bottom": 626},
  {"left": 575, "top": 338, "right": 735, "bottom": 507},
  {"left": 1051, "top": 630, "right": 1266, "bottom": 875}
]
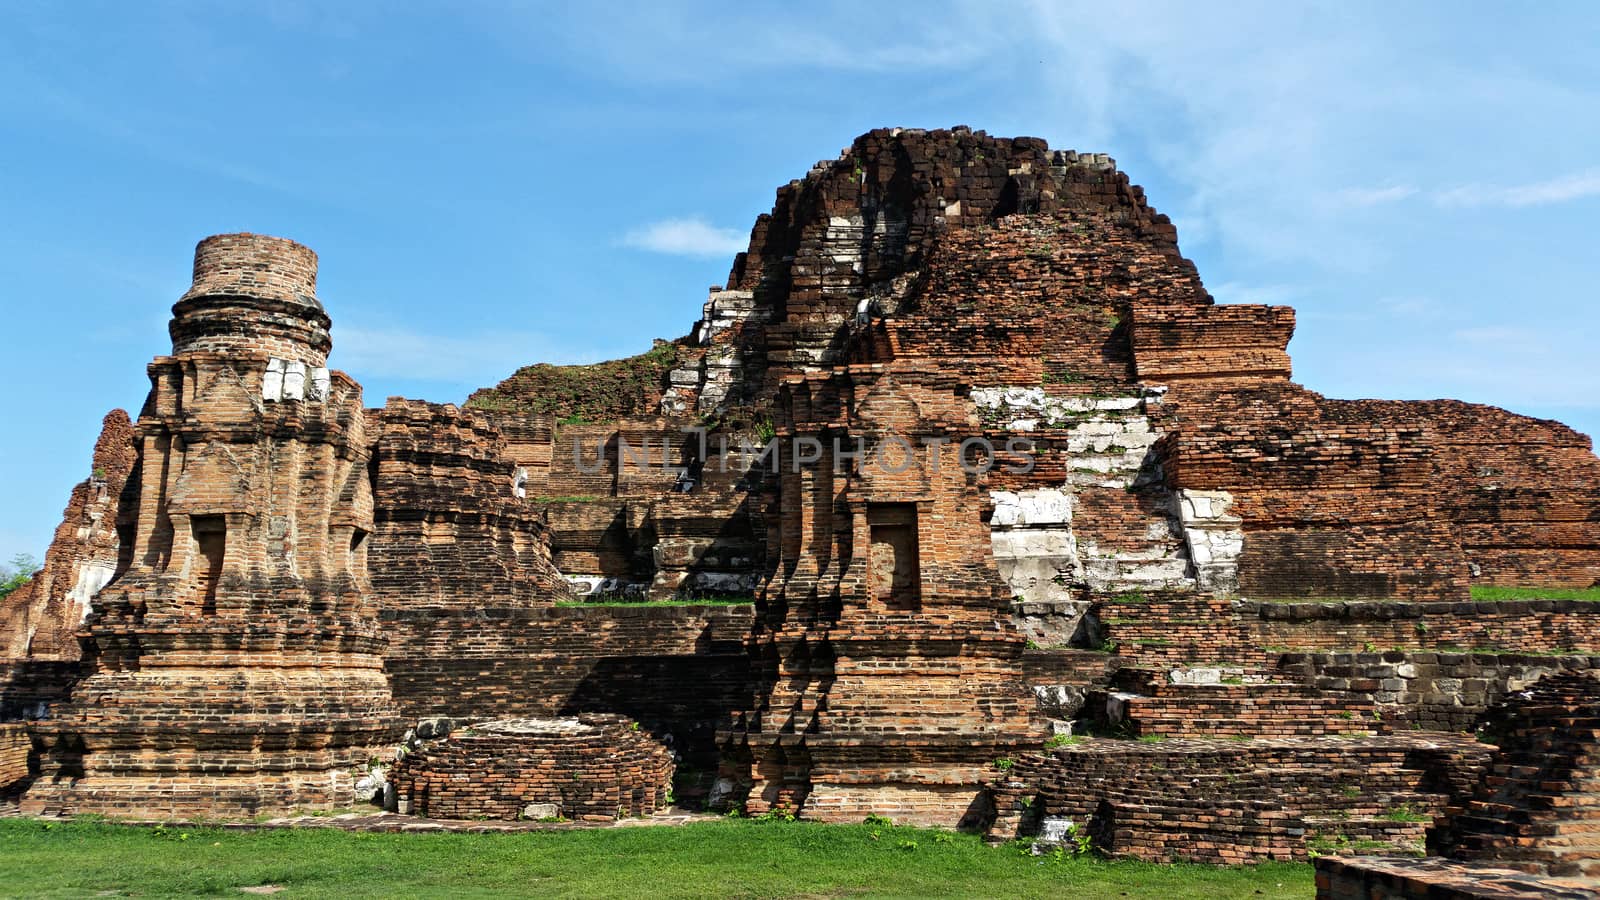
[{"left": 3, "top": 128, "right": 1598, "bottom": 897}]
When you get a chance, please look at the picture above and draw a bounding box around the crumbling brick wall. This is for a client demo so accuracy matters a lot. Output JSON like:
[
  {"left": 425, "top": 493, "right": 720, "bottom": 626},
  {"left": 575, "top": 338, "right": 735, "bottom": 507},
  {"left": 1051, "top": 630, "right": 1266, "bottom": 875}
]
[
  {"left": 391, "top": 714, "right": 674, "bottom": 822},
  {"left": 0, "top": 410, "right": 137, "bottom": 661},
  {"left": 368, "top": 398, "right": 573, "bottom": 608}
]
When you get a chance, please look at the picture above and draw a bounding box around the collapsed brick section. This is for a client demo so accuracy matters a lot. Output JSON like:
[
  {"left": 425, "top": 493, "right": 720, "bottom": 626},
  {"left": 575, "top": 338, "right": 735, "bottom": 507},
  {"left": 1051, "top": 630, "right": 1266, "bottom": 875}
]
[
  {"left": 22, "top": 234, "right": 400, "bottom": 817},
  {"left": 391, "top": 715, "right": 673, "bottom": 822},
  {"left": 0, "top": 410, "right": 137, "bottom": 661},
  {"left": 1430, "top": 670, "right": 1600, "bottom": 876},
  {"left": 1318, "top": 670, "right": 1600, "bottom": 897},
  {"left": 381, "top": 603, "right": 752, "bottom": 796},
  {"left": 367, "top": 398, "right": 572, "bottom": 607}
]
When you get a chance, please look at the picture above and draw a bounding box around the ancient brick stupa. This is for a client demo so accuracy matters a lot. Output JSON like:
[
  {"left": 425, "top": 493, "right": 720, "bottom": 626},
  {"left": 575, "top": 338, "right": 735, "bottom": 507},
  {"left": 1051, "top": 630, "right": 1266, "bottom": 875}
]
[
  {"left": 24, "top": 234, "right": 400, "bottom": 816},
  {"left": 1, "top": 127, "right": 1598, "bottom": 878}
]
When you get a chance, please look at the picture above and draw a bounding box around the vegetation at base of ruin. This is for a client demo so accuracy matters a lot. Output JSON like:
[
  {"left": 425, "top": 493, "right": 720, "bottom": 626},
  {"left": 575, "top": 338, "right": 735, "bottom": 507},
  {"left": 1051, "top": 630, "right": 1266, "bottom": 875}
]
[
  {"left": 0, "top": 552, "right": 40, "bottom": 600},
  {"left": 1044, "top": 733, "right": 1083, "bottom": 750},
  {"left": 554, "top": 596, "right": 756, "bottom": 608},
  {"left": 1253, "top": 587, "right": 1600, "bottom": 604},
  {"left": 1469, "top": 584, "right": 1600, "bottom": 601},
  {"left": 465, "top": 340, "right": 682, "bottom": 421},
  {"left": 0, "top": 818, "right": 1313, "bottom": 899}
]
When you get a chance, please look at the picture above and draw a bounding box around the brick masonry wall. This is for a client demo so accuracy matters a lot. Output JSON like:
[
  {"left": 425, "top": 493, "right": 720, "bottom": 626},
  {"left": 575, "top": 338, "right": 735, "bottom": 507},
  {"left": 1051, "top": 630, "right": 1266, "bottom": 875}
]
[
  {"left": 0, "top": 723, "right": 29, "bottom": 790},
  {"left": 990, "top": 734, "right": 1493, "bottom": 864},
  {"left": 1281, "top": 650, "right": 1600, "bottom": 731},
  {"left": 367, "top": 398, "right": 573, "bottom": 608},
  {"left": 0, "top": 410, "right": 137, "bottom": 661},
  {"left": 382, "top": 604, "right": 753, "bottom": 774},
  {"left": 1097, "top": 595, "right": 1600, "bottom": 666},
  {"left": 0, "top": 661, "right": 79, "bottom": 721},
  {"left": 391, "top": 714, "right": 673, "bottom": 822}
]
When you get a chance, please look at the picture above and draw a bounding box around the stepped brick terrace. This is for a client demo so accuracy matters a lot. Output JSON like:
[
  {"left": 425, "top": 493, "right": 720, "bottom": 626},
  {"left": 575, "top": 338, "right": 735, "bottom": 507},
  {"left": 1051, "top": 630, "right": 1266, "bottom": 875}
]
[{"left": 3, "top": 127, "right": 1598, "bottom": 897}]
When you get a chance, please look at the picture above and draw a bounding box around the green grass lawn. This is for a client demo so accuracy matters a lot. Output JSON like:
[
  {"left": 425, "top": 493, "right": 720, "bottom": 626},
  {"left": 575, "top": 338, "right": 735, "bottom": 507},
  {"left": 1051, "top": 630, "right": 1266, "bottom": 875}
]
[
  {"left": 1468, "top": 585, "right": 1600, "bottom": 601},
  {"left": 0, "top": 818, "right": 1313, "bottom": 899}
]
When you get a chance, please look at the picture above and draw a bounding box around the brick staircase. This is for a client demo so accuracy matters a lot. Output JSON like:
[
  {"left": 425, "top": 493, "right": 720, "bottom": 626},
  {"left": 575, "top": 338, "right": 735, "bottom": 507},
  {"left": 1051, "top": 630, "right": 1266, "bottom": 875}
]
[
  {"left": 1431, "top": 670, "right": 1600, "bottom": 880},
  {"left": 1091, "top": 667, "right": 1380, "bottom": 738}
]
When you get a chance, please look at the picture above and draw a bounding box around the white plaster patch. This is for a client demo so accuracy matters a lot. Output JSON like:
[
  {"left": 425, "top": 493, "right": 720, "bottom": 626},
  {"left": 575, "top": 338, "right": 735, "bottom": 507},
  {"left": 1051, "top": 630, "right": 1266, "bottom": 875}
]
[
  {"left": 1175, "top": 489, "right": 1244, "bottom": 594},
  {"left": 262, "top": 359, "right": 284, "bottom": 401},
  {"left": 281, "top": 361, "right": 306, "bottom": 400}
]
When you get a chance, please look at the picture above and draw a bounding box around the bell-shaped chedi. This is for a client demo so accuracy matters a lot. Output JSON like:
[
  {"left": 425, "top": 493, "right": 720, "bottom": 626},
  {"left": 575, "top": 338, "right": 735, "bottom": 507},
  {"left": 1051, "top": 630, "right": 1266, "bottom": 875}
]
[{"left": 24, "top": 234, "right": 400, "bottom": 817}]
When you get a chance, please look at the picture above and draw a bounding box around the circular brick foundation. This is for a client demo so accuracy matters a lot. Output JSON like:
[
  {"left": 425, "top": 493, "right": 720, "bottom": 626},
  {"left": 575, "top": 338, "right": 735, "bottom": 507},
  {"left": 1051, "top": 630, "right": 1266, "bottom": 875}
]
[{"left": 391, "top": 714, "right": 674, "bottom": 822}]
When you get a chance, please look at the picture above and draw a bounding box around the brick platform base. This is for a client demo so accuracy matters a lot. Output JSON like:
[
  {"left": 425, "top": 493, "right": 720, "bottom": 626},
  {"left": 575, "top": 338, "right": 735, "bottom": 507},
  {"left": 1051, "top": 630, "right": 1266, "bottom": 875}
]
[{"left": 1316, "top": 856, "right": 1598, "bottom": 899}]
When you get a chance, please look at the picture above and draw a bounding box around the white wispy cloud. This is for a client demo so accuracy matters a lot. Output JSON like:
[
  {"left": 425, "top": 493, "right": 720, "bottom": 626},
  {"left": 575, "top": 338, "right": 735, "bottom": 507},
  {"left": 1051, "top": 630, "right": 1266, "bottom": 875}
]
[
  {"left": 620, "top": 218, "right": 747, "bottom": 258},
  {"left": 1377, "top": 296, "right": 1446, "bottom": 319},
  {"left": 1450, "top": 325, "right": 1543, "bottom": 347},
  {"left": 1328, "top": 185, "right": 1418, "bottom": 208},
  {"left": 1435, "top": 169, "right": 1600, "bottom": 208}
]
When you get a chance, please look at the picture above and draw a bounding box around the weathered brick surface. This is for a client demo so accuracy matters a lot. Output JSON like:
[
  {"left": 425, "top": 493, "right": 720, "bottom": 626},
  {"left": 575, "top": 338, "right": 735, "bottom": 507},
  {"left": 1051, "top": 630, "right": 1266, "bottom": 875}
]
[
  {"left": 1282, "top": 650, "right": 1600, "bottom": 731},
  {"left": 990, "top": 734, "right": 1492, "bottom": 864},
  {"left": 3, "top": 128, "right": 1598, "bottom": 847},
  {"left": 22, "top": 234, "right": 401, "bottom": 817},
  {"left": 1321, "top": 670, "right": 1600, "bottom": 896},
  {"left": 0, "top": 661, "right": 79, "bottom": 722},
  {"left": 391, "top": 714, "right": 673, "bottom": 822},
  {"left": 0, "top": 410, "right": 137, "bottom": 661},
  {"left": 0, "top": 723, "right": 29, "bottom": 790},
  {"left": 381, "top": 604, "right": 752, "bottom": 780},
  {"left": 1430, "top": 670, "right": 1600, "bottom": 877},
  {"left": 1091, "top": 667, "right": 1380, "bottom": 738},
  {"left": 1097, "top": 595, "right": 1600, "bottom": 666},
  {"left": 367, "top": 398, "right": 572, "bottom": 608}
]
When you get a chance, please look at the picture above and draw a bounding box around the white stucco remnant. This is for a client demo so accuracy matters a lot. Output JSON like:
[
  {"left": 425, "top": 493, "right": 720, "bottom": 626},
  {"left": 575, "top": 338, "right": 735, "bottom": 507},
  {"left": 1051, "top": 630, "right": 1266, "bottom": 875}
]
[
  {"left": 308, "top": 367, "right": 331, "bottom": 401},
  {"left": 1176, "top": 488, "right": 1244, "bottom": 593},
  {"left": 67, "top": 559, "right": 117, "bottom": 620},
  {"left": 281, "top": 360, "right": 307, "bottom": 400},
  {"left": 990, "top": 488, "right": 1082, "bottom": 603},
  {"left": 262, "top": 358, "right": 285, "bottom": 401},
  {"left": 979, "top": 388, "right": 1208, "bottom": 594},
  {"left": 562, "top": 575, "right": 649, "bottom": 600}
]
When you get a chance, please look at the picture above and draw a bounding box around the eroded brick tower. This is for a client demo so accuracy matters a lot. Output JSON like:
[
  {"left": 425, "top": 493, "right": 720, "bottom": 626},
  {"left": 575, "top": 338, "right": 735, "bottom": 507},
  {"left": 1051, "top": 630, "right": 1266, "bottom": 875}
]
[{"left": 24, "top": 234, "right": 399, "bottom": 816}]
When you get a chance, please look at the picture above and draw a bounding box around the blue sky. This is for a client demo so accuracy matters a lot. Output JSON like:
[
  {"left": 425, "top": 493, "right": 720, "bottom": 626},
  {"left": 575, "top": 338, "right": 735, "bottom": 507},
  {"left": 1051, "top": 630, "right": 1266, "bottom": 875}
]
[{"left": 2, "top": 1, "right": 1597, "bottom": 563}]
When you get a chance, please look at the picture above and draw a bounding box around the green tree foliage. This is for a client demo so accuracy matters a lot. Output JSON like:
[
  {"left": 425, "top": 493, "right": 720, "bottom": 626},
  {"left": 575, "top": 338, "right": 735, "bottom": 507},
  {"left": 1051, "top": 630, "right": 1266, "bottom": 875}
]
[{"left": 0, "top": 553, "right": 41, "bottom": 601}]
